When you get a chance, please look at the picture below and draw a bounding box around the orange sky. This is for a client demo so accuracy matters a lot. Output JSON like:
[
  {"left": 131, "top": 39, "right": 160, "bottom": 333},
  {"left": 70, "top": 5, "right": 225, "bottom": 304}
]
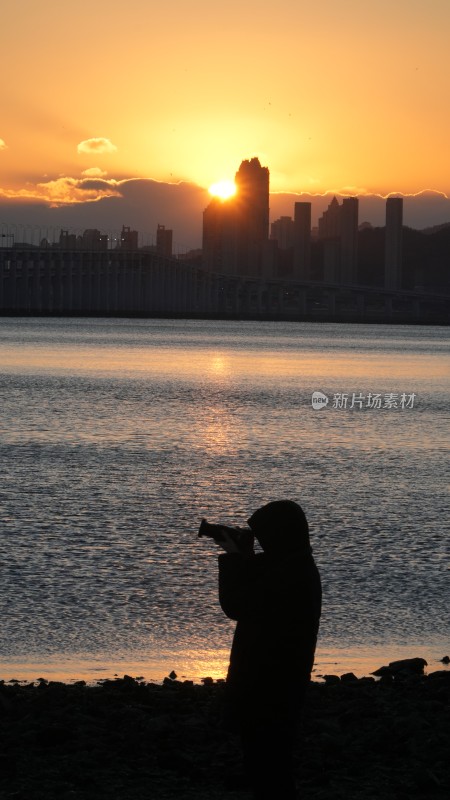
[{"left": 1, "top": 0, "right": 449, "bottom": 207}]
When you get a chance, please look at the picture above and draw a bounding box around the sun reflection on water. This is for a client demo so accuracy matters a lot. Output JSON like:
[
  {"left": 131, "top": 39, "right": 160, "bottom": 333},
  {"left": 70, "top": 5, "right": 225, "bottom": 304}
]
[{"left": 0, "top": 318, "right": 448, "bottom": 682}]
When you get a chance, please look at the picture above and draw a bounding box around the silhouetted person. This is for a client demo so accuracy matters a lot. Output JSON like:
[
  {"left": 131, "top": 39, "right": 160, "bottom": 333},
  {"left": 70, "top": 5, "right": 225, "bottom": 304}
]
[{"left": 217, "top": 500, "right": 321, "bottom": 800}]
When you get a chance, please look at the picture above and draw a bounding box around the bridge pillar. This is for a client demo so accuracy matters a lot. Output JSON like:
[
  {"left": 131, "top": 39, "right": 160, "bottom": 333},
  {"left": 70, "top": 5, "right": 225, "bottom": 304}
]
[
  {"left": 74, "top": 254, "right": 83, "bottom": 312},
  {"left": 298, "top": 288, "right": 306, "bottom": 317},
  {"left": 156, "top": 263, "right": 163, "bottom": 313},
  {"left": 55, "top": 256, "right": 63, "bottom": 312},
  {"left": 9, "top": 261, "right": 17, "bottom": 310},
  {"left": 264, "top": 285, "right": 271, "bottom": 314},
  {"left": 231, "top": 280, "right": 240, "bottom": 314},
  {"left": 186, "top": 266, "right": 193, "bottom": 314},
  {"left": 44, "top": 258, "right": 52, "bottom": 312},
  {"left": 356, "top": 292, "right": 365, "bottom": 320},
  {"left": 137, "top": 261, "right": 144, "bottom": 313},
  {"left": 171, "top": 264, "right": 177, "bottom": 313},
  {"left": 103, "top": 261, "right": 109, "bottom": 313},
  {"left": 80, "top": 257, "right": 88, "bottom": 311},
  {"left": 277, "top": 285, "right": 284, "bottom": 314},
  {"left": 164, "top": 263, "right": 172, "bottom": 312},
  {"left": 413, "top": 297, "right": 421, "bottom": 319},
  {"left": 196, "top": 270, "right": 205, "bottom": 313},
  {"left": 173, "top": 265, "right": 179, "bottom": 312},
  {"left": 159, "top": 264, "right": 166, "bottom": 313},
  {"left": 211, "top": 275, "right": 220, "bottom": 312},
  {"left": 100, "top": 259, "right": 107, "bottom": 313},
  {"left": 88, "top": 255, "right": 95, "bottom": 311},
  {"left": 32, "top": 259, "right": 41, "bottom": 312},
  {"left": 328, "top": 291, "right": 336, "bottom": 317},
  {"left": 207, "top": 272, "right": 215, "bottom": 313},
  {"left": 149, "top": 263, "right": 156, "bottom": 312},
  {"left": 187, "top": 267, "right": 194, "bottom": 314},
  {"left": 385, "top": 295, "right": 394, "bottom": 320},
  {"left": 0, "top": 263, "right": 5, "bottom": 310},
  {"left": 112, "top": 260, "right": 119, "bottom": 313},
  {"left": 89, "top": 257, "right": 96, "bottom": 312},
  {"left": 179, "top": 266, "right": 186, "bottom": 313},
  {"left": 165, "top": 263, "right": 172, "bottom": 313},
  {"left": 136, "top": 261, "right": 142, "bottom": 312},
  {"left": 158, "top": 263, "right": 165, "bottom": 312},
  {"left": 145, "top": 263, "right": 152, "bottom": 312},
  {"left": 128, "top": 261, "right": 135, "bottom": 313},
  {"left": 92, "top": 256, "right": 98, "bottom": 312},
  {"left": 157, "top": 264, "right": 165, "bottom": 312},
  {"left": 175, "top": 265, "right": 181, "bottom": 314},
  {"left": 256, "top": 283, "right": 264, "bottom": 315},
  {"left": 64, "top": 256, "right": 72, "bottom": 312},
  {"left": 59, "top": 261, "right": 66, "bottom": 312},
  {"left": 241, "top": 282, "right": 250, "bottom": 314},
  {"left": 142, "top": 262, "right": 150, "bottom": 314}
]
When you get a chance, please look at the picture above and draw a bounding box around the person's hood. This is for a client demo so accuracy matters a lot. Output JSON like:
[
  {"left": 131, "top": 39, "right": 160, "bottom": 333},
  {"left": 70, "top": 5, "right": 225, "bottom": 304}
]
[{"left": 248, "top": 500, "right": 311, "bottom": 554}]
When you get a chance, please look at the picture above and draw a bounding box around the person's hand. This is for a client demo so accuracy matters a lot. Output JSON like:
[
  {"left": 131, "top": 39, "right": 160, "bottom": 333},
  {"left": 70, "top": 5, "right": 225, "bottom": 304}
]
[{"left": 215, "top": 528, "right": 242, "bottom": 554}]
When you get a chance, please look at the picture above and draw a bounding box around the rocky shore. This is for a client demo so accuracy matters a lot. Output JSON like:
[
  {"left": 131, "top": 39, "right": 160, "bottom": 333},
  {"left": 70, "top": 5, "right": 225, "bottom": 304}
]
[{"left": 0, "top": 660, "right": 449, "bottom": 800}]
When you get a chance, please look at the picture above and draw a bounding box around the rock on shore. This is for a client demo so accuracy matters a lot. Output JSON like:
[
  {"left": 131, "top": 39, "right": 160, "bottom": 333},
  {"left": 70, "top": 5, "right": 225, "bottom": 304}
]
[{"left": 0, "top": 667, "right": 449, "bottom": 799}]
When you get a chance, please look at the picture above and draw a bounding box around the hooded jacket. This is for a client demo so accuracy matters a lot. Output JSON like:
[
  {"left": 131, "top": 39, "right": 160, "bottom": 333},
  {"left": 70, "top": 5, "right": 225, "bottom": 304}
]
[{"left": 218, "top": 501, "right": 321, "bottom": 721}]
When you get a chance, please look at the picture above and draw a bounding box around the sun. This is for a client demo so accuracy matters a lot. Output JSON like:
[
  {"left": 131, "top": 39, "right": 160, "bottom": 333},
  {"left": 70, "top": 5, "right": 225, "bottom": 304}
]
[{"left": 208, "top": 180, "right": 236, "bottom": 200}]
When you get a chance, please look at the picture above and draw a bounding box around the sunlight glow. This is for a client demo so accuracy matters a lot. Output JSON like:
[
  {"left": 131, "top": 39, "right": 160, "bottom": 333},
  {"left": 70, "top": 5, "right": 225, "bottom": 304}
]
[{"left": 208, "top": 180, "right": 236, "bottom": 200}]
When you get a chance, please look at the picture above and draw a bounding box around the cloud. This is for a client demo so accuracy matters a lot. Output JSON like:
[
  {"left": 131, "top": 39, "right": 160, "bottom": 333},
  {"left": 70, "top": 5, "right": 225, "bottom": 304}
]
[
  {"left": 82, "top": 167, "right": 107, "bottom": 178},
  {"left": 0, "top": 176, "right": 123, "bottom": 206},
  {"left": 0, "top": 139, "right": 7, "bottom": 150},
  {"left": 339, "top": 185, "right": 369, "bottom": 196},
  {"left": 77, "top": 138, "right": 117, "bottom": 155},
  {"left": 40, "top": 177, "right": 123, "bottom": 205}
]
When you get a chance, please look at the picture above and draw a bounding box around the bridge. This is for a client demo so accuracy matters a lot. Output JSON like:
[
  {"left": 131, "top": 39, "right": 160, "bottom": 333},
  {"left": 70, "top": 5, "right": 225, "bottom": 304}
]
[{"left": 0, "top": 243, "right": 448, "bottom": 324}]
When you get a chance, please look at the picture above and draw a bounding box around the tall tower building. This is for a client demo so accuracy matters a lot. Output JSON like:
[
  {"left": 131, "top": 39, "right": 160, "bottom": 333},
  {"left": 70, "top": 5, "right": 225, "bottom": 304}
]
[
  {"left": 385, "top": 197, "right": 403, "bottom": 290},
  {"left": 318, "top": 196, "right": 359, "bottom": 283},
  {"left": 319, "top": 197, "right": 341, "bottom": 282},
  {"left": 270, "top": 216, "right": 294, "bottom": 250},
  {"left": 202, "top": 157, "right": 270, "bottom": 276},
  {"left": 202, "top": 199, "right": 237, "bottom": 274},
  {"left": 234, "top": 157, "right": 270, "bottom": 276},
  {"left": 293, "top": 202, "right": 311, "bottom": 279},
  {"left": 318, "top": 196, "right": 340, "bottom": 239},
  {"left": 120, "top": 225, "right": 138, "bottom": 251},
  {"left": 340, "top": 197, "right": 359, "bottom": 284},
  {"left": 156, "top": 224, "right": 173, "bottom": 258}
]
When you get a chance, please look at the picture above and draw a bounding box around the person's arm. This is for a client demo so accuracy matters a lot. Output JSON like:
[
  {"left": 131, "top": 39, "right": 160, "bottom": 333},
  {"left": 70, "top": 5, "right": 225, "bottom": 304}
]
[{"left": 218, "top": 552, "right": 259, "bottom": 620}]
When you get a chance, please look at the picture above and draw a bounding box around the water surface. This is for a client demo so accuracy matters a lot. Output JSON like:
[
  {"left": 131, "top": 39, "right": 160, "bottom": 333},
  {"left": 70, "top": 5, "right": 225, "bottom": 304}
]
[{"left": 0, "top": 318, "right": 448, "bottom": 681}]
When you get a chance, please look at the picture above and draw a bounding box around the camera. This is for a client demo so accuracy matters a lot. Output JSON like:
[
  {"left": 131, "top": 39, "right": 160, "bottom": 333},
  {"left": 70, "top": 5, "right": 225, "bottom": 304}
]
[{"left": 198, "top": 519, "right": 254, "bottom": 551}]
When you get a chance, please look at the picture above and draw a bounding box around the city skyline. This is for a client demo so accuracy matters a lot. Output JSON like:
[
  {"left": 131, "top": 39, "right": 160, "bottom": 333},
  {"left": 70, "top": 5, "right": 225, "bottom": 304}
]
[
  {"left": 2, "top": 156, "right": 444, "bottom": 303},
  {"left": 201, "top": 158, "right": 408, "bottom": 293},
  {"left": 1, "top": 0, "right": 449, "bottom": 225},
  {"left": 1, "top": 181, "right": 450, "bottom": 254}
]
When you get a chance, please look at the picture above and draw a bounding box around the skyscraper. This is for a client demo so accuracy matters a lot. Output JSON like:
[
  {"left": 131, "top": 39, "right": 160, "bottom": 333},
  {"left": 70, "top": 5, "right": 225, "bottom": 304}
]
[
  {"left": 270, "top": 216, "right": 294, "bottom": 250},
  {"left": 340, "top": 197, "right": 359, "bottom": 284},
  {"left": 120, "top": 225, "right": 138, "bottom": 251},
  {"left": 156, "top": 224, "right": 173, "bottom": 258},
  {"left": 318, "top": 196, "right": 340, "bottom": 239},
  {"left": 202, "top": 157, "right": 269, "bottom": 276},
  {"left": 385, "top": 197, "right": 403, "bottom": 290},
  {"left": 318, "top": 196, "right": 358, "bottom": 283},
  {"left": 293, "top": 202, "right": 311, "bottom": 280},
  {"left": 202, "top": 199, "right": 237, "bottom": 273}
]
